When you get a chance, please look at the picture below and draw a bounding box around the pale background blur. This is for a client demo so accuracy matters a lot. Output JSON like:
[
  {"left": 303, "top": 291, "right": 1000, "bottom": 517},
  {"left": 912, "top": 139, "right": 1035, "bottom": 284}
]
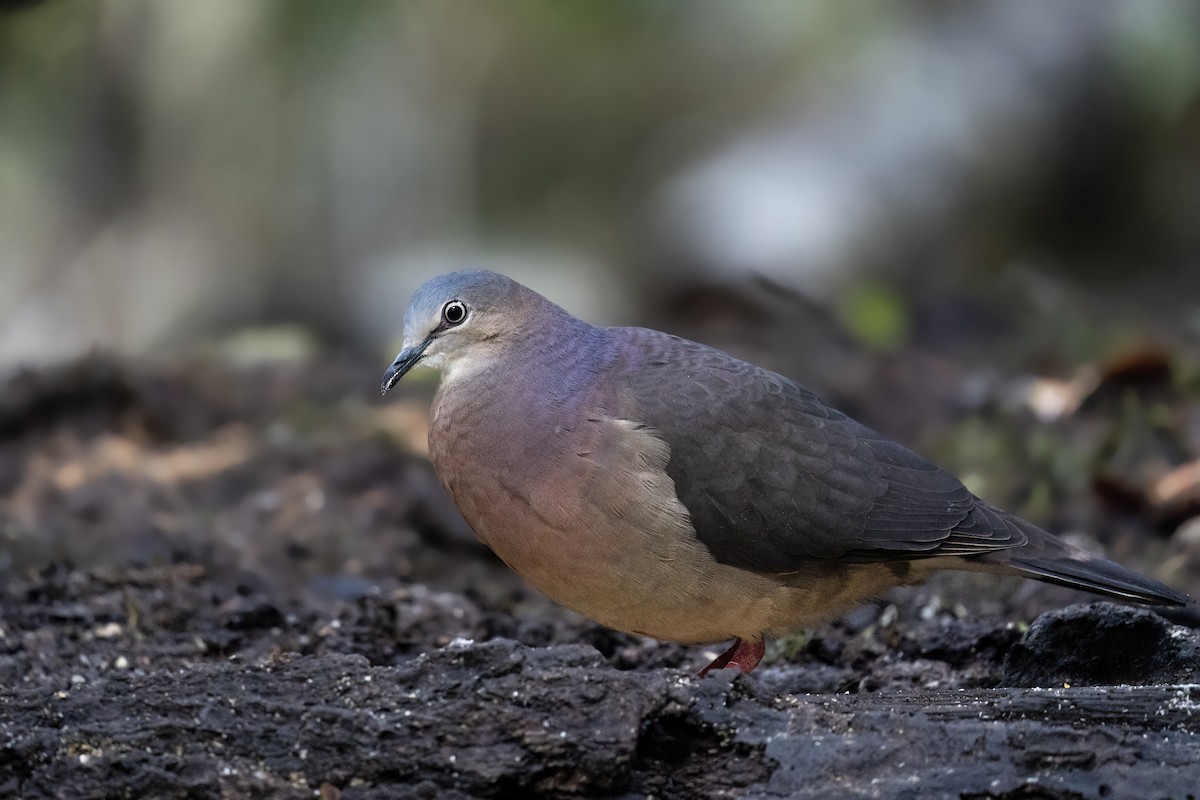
[{"left": 2, "top": 0, "right": 1200, "bottom": 372}]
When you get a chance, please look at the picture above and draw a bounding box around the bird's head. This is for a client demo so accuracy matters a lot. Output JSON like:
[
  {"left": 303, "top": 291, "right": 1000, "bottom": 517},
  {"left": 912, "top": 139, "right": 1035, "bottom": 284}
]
[{"left": 380, "top": 270, "right": 546, "bottom": 394}]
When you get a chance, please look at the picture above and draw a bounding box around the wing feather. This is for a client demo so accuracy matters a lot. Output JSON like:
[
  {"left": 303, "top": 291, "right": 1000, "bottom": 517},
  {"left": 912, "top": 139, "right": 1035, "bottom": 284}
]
[{"left": 608, "top": 329, "right": 1023, "bottom": 573}]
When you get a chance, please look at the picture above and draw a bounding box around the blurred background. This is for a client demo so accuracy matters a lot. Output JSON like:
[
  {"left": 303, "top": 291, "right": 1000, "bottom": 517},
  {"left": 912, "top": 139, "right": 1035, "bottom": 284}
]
[
  {"left": 4, "top": 0, "right": 1200, "bottom": 362},
  {"left": 2, "top": 0, "right": 1200, "bottom": 607}
]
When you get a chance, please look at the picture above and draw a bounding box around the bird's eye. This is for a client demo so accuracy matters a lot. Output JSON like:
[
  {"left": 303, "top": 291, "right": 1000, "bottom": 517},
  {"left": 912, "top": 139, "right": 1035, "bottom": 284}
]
[{"left": 441, "top": 300, "right": 467, "bottom": 326}]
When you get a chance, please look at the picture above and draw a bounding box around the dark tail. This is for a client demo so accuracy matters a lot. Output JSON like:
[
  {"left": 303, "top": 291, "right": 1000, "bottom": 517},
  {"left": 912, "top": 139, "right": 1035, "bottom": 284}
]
[
  {"left": 1003, "top": 551, "right": 1191, "bottom": 606},
  {"left": 972, "top": 510, "right": 1192, "bottom": 607}
]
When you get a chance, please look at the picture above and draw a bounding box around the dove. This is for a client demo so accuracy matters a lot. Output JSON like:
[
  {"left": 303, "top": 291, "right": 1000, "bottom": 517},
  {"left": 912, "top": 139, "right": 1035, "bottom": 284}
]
[{"left": 381, "top": 270, "right": 1191, "bottom": 674}]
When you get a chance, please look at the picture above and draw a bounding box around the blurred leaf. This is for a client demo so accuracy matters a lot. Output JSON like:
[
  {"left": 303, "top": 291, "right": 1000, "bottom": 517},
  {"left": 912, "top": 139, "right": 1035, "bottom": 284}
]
[{"left": 837, "top": 283, "right": 910, "bottom": 351}]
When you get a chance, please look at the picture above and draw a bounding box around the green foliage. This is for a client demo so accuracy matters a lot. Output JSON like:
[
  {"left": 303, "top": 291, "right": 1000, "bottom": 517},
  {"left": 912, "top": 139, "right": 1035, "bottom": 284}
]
[{"left": 836, "top": 282, "right": 911, "bottom": 352}]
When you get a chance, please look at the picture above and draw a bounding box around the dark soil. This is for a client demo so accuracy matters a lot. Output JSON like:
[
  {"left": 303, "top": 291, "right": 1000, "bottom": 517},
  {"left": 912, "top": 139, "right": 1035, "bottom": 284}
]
[{"left": 1, "top": 354, "right": 1197, "bottom": 799}]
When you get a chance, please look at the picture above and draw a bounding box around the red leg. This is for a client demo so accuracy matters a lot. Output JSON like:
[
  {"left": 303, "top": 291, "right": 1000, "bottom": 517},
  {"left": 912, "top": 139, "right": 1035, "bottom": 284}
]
[{"left": 697, "top": 638, "right": 766, "bottom": 677}]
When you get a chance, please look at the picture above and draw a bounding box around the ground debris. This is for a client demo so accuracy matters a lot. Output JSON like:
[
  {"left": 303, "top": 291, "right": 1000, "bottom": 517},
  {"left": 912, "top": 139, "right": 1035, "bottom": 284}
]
[{"left": 2, "top": 355, "right": 1199, "bottom": 798}]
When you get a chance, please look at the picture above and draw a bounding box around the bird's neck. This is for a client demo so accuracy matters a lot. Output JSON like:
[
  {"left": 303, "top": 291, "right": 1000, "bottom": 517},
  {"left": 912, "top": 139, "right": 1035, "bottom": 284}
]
[{"left": 430, "top": 320, "right": 613, "bottom": 478}]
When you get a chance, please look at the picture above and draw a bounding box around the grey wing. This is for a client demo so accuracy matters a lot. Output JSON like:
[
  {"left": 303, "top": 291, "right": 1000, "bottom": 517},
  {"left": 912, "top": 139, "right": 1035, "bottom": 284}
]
[{"left": 611, "top": 329, "right": 1027, "bottom": 574}]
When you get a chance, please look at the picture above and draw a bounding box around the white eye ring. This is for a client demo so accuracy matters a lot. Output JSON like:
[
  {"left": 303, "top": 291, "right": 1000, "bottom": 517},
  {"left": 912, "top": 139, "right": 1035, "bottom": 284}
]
[{"left": 441, "top": 300, "right": 468, "bottom": 326}]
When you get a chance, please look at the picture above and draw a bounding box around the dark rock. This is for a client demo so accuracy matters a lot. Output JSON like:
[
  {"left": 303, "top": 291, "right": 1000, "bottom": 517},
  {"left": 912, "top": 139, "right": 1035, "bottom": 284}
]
[
  {"left": 219, "top": 594, "right": 286, "bottom": 630},
  {"left": 1003, "top": 602, "right": 1200, "bottom": 688},
  {"left": 2, "top": 642, "right": 670, "bottom": 799},
  {"left": 4, "top": 639, "right": 1199, "bottom": 799}
]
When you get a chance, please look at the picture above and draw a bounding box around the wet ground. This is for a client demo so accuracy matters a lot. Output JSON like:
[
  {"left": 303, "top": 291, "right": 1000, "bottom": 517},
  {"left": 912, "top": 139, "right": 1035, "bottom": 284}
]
[{"left": 1, "top": 352, "right": 1198, "bottom": 798}]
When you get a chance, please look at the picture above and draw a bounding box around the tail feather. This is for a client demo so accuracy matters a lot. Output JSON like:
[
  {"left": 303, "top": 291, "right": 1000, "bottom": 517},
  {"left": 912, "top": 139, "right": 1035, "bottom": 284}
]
[
  {"left": 971, "top": 507, "right": 1192, "bottom": 607},
  {"left": 1004, "top": 553, "right": 1191, "bottom": 606}
]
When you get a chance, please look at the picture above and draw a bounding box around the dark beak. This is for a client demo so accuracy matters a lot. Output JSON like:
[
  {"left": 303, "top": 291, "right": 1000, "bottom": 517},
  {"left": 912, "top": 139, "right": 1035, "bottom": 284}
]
[{"left": 380, "top": 339, "right": 430, "bottom": 396}]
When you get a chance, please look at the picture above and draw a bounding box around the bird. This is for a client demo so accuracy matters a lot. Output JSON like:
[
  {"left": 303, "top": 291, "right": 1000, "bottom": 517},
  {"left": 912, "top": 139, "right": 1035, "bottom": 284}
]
[{"left": 380, "top": 270, "right": 1192, "bottom": 676}]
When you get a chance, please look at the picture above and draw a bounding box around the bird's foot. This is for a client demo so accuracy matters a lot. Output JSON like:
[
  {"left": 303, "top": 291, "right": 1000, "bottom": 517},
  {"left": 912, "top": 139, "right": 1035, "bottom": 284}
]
[{"left": 697, "top": 638, "right": 765, "bottom": 677}]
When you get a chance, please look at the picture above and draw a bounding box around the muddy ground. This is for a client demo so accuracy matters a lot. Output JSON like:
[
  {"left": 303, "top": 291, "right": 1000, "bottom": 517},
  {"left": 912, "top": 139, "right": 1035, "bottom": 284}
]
[{"left": 1, "top": 350, "right": 1198, "bottom": 799}]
